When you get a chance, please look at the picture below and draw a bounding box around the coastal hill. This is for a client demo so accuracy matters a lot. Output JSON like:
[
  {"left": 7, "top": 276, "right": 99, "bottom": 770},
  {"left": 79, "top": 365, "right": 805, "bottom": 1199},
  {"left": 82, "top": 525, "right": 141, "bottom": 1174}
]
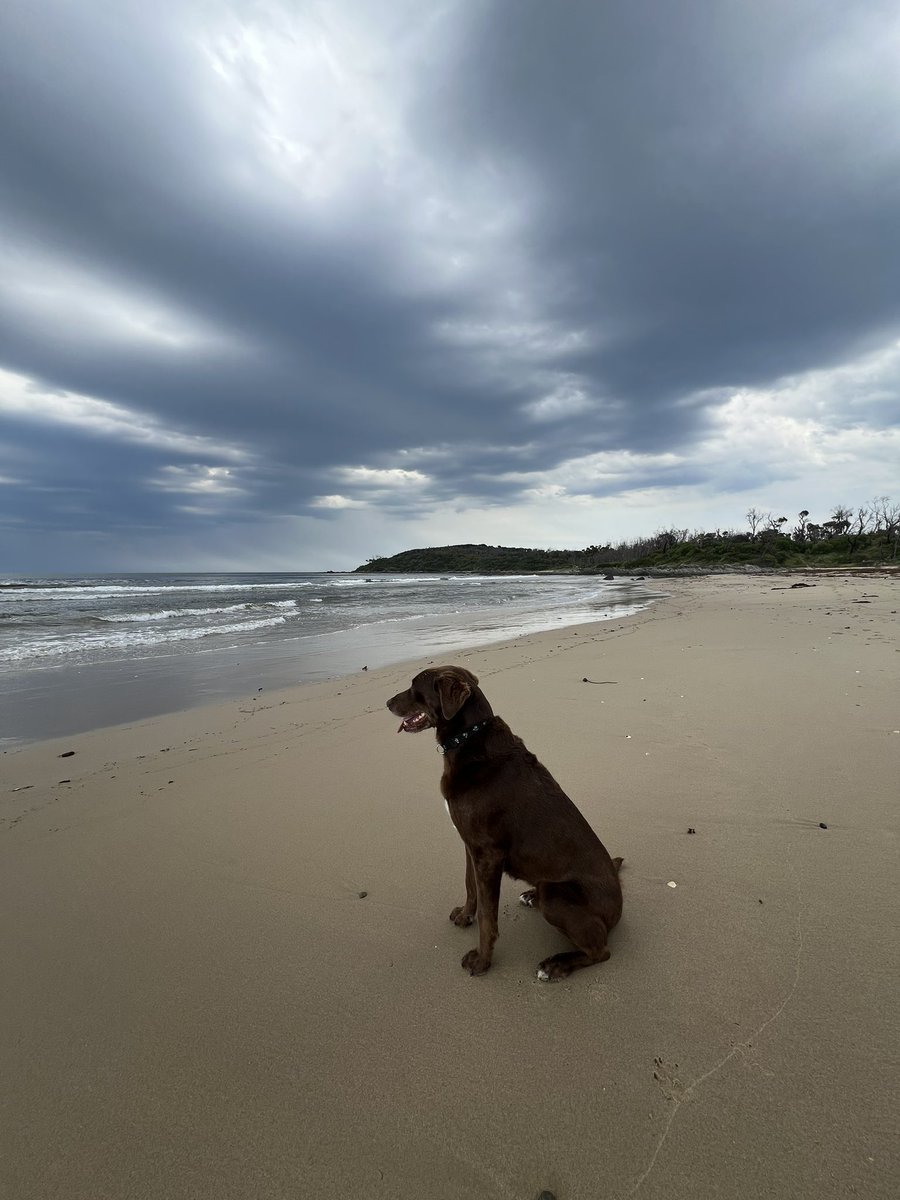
[
  {"left": 355, "top": 544, "right": 582, "bottom": 574},
  {"left": 355, "top": 510, "right": 900, "bottom": 573}
]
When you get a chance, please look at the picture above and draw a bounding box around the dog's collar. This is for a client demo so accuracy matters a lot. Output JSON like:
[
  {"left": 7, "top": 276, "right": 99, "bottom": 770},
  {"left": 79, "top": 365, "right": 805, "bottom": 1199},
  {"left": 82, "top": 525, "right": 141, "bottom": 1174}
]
[{"left": 438, "top": 717, "right": 492, "bottom": 754}]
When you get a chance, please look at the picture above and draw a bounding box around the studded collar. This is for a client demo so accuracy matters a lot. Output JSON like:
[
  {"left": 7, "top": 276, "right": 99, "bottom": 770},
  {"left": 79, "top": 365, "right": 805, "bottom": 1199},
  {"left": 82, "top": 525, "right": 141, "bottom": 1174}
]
[{"left": 438, "top": 716, "right": 492, "bottom": 754}]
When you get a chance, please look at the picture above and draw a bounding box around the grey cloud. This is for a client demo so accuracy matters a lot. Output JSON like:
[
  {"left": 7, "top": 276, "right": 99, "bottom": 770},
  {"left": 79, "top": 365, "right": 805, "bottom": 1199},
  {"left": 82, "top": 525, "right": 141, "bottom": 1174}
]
[
  {"left": 1, "top": 0, "right": 899, "bottom": 568},
  {"left": 431, "top": 1, "right": 900, "bottom": 404}
]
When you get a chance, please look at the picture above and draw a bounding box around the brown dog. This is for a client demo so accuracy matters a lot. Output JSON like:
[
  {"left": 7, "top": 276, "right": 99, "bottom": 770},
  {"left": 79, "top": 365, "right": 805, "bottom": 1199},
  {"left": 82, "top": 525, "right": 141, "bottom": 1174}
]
[{"left": 386, "top": 665, "right": 623, "bottom": 980}]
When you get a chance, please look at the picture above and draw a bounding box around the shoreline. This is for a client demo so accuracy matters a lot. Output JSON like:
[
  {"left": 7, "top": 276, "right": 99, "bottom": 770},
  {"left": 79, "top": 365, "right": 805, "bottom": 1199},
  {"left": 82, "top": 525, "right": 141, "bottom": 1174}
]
[
  {"left": 2, "top": 591, "right": 666, "bottom": 755},
  {"left": 2, "top": 573, "right": 897, "bottom": 1200},
  {"left": 1, "top": 582, "right": 662, "bottom": 746}
]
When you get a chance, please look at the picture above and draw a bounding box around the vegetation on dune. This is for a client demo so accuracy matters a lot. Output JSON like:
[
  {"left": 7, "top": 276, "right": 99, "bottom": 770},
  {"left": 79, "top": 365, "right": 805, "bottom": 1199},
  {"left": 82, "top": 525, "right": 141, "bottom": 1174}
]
[
  {"left": 357, "top": 544, "right": 581, "bottom": 574},
  {"left": 356, "top": 498, "right": 900, "bottom": 573}
]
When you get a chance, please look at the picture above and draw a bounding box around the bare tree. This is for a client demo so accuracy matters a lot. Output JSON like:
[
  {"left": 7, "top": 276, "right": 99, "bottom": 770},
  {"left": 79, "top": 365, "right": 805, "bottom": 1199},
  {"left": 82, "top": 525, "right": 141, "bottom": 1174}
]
[
  {"left": 745, "top": 507, "right": 764, "bottom": 538},
  {"left": 871, "top": 495, "right": 900, "bottom": 542},
  {"left": 845, "top": 505, "right": 873, "bottom": 556},
  {"left": 883, "top": 498, "right": 900, "bottom": 559}
]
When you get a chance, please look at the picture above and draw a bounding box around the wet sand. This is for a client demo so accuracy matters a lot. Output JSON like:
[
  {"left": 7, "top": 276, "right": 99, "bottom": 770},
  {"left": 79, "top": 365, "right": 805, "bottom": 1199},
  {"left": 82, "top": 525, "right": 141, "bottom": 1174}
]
[{"left": 2, "top": 573, "right": 898, "bottom": 1199}]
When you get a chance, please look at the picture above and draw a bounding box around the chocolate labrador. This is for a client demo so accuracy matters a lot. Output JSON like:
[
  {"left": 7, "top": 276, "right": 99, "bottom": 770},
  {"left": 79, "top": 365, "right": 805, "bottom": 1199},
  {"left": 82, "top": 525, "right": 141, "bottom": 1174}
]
[{"left": 386, "top": 665, "right": 623, "bottom": 980}]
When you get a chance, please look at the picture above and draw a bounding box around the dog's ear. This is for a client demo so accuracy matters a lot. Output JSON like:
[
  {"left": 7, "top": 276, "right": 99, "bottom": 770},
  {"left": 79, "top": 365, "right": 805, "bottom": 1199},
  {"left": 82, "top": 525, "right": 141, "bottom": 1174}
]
[{"left": 436, "top": 670, "right": 473, "bottom": 720}]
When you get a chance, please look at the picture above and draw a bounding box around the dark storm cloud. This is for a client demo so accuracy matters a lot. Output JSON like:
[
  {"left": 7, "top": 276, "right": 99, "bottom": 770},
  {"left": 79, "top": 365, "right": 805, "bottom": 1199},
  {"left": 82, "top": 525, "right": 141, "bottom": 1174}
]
[
  {"left": 1, "top": 0, "right": 899, "bottom": 568},
  {"left": 435, "top": 0, "right": 900, "bottom": 414},
  {"left": 0, "top": 4, "right": 503, "bottom": 426}
]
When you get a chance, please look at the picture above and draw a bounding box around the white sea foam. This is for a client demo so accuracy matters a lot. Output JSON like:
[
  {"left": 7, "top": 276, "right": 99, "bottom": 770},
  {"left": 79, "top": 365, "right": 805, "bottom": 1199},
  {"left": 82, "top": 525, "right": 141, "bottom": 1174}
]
[
  {"left": 0, "top": 582, "right": 317, "bottom": 601},
  {"left": 3, "top": 615, "right": 289, "bottom": 664},
  {"left": 97, "top": 600, "right": 297, "bottom": 623}
]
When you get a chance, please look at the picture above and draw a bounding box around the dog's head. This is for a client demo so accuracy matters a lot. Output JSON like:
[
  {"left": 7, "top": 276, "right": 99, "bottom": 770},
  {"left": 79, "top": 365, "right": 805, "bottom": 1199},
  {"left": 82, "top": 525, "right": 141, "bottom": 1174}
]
[{"left": 386, "top": 666, "right": 480, "bottom": 733}]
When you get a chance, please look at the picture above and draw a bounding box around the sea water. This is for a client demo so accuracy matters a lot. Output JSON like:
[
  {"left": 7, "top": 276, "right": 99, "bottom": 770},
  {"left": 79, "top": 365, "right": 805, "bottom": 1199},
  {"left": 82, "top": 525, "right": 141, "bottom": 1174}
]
[{"left": 0, "top": 572, "right": 663, "bottom": 743}]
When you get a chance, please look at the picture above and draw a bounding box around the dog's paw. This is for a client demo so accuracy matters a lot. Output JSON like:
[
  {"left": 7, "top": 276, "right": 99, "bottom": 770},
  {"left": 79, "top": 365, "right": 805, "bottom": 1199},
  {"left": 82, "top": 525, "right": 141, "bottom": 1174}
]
[
  {"left": 518, "top": 889, "right": 537, "bottom": 908},
  {"left": 461, "top": 949, "right": 492, "bottom": 976},
  {"left": 449, "top": 906, "right": 475, "bottom": 927},
  {"left": 536, "top": 955, "right": 573, "bottom": 981}
]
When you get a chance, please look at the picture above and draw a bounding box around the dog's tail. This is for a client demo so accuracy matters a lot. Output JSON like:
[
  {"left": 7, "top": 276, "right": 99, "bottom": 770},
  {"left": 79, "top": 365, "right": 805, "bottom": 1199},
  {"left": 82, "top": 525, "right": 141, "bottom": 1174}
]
[{"left": 612, "top": 856, "right": 624, "bottom": 875}]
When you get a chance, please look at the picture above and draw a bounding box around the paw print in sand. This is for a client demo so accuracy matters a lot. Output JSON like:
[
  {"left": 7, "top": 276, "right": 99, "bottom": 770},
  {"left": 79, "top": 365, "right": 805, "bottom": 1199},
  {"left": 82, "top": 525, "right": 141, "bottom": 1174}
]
[{"left": 652, "top": 1056, "right": 684, "bottom": 1103}]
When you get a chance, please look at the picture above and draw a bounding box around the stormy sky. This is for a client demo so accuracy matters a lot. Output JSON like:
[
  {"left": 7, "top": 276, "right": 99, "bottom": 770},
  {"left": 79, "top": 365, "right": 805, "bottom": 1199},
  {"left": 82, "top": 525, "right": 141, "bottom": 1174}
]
[{"left": 2, "top": 0, "right": 899, "bottom": 572}]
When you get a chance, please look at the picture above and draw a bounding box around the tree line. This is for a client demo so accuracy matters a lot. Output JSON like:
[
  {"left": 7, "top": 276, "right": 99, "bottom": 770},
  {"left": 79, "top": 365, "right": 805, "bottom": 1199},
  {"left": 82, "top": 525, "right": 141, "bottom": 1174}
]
[
  {"left": 583, "top": 497, "right": 899, "bottom": 567},
  {"left": 357, "top": 496, "right": 899, "bottom": 573}
]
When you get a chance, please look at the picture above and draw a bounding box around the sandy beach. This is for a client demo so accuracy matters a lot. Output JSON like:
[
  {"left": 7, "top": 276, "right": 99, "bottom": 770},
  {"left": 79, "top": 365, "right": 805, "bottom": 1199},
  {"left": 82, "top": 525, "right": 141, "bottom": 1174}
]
[{"left": 2, "top": 573, "right": 898, "bottom": 1200}]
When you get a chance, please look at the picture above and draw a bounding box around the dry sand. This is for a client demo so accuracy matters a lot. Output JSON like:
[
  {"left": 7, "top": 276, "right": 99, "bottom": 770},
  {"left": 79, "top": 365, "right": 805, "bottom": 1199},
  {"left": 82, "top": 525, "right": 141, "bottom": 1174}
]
[{"left": 2, "top": 573, "right": 898, "bottom": 1200}]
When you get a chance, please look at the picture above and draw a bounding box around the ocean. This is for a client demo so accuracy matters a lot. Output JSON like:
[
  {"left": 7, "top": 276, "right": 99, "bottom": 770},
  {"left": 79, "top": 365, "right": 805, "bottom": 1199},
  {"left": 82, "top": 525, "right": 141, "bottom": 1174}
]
[{"left": 0, "top": 572, "right": 663, "bottom": 744}]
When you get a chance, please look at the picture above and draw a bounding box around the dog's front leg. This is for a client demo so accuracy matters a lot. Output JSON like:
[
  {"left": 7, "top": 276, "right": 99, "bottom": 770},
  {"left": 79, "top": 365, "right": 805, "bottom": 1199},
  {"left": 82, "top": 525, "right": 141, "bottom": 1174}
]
[
  {"left": 461, "top": 853, "right": 503, "bottom": 976},
  {"left": 449, "top": 845, "right": 477, "bottom": 927}
]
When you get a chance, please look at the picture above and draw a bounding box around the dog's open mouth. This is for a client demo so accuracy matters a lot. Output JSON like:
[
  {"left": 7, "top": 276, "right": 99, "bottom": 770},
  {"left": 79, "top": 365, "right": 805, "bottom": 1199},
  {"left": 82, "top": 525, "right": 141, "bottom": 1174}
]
[{"left": 397, "top": 711, "right": 432, "bottom": 734}]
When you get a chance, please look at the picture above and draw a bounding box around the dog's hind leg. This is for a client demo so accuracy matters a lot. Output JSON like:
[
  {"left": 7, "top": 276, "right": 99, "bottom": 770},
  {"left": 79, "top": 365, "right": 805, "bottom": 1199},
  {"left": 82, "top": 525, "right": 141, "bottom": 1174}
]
[
  {"left": 534, "top": 882, "right": 611, "bottom": 981},
  {"left": 537, "top": 944, "right": 609, "bottom": 981}
]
